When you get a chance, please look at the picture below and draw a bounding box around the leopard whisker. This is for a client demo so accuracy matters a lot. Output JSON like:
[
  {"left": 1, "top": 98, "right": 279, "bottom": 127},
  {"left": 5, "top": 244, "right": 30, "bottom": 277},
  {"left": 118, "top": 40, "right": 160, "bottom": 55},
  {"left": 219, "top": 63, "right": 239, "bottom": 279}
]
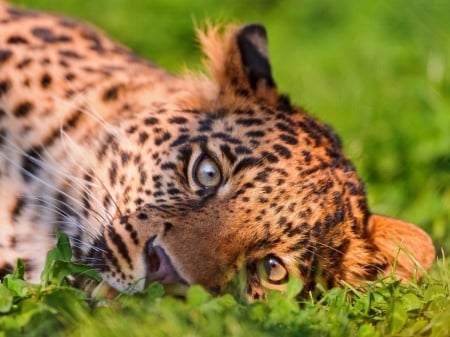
[
  {"left": 314, "top": 241, "right": 345, "bottom": 255},
  {"left": 23, "top": 196, "right": 104, "bottom": 239},
  {"left": 52, "top": 90, "right": 132, "bottom": 146},
  {"left": 0, "top": 133, "right": 118, "bottom": 229}
]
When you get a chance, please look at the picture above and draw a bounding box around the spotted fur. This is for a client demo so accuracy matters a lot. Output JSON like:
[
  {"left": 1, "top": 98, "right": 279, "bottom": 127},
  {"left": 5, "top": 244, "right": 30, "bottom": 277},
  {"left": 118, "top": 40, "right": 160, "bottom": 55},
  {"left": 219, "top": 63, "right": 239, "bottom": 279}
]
[{"left": 0, "top": 4, "right": 435, "bottom": 298}]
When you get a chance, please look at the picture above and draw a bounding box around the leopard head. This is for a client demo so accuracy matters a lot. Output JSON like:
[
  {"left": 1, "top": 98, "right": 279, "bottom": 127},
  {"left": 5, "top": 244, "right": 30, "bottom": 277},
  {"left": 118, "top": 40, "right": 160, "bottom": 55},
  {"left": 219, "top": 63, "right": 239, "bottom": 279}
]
[{"left": 83, "top": 24, "right": 435, "bottom": 299}]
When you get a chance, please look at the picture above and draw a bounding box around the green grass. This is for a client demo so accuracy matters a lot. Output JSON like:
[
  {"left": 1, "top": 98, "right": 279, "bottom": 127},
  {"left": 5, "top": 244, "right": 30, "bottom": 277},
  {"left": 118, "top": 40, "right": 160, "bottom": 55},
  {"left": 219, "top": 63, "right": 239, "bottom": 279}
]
[
  {"left": 1, "top": 235, "right": 450, "bottom": 336},
  {"left": 3, "top": 0, "right": 450, "bottom": 336}
]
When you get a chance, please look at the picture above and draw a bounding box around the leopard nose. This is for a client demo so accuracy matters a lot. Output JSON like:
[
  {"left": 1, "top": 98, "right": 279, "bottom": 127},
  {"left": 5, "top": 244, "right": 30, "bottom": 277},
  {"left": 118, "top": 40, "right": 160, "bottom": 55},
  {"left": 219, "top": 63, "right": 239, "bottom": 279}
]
[{"left": 146, "top": 242, "right": 186, "bottom": 286}]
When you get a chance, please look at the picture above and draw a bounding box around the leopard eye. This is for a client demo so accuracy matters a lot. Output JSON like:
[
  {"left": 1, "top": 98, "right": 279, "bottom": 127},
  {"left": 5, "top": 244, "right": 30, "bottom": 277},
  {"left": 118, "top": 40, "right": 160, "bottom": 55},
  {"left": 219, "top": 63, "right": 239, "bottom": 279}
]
[
  {"left": 257, "top": 255, "right": 288, "bottom": 284},
  {"left": 193, "top": 154, "right": 222, "bottom": 188}
]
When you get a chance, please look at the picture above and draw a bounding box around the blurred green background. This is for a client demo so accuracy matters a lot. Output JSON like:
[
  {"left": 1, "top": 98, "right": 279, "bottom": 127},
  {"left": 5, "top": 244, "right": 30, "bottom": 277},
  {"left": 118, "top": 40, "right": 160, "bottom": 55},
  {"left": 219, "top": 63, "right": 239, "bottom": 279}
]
[{"left": 11, "top": 0, "right": 450, "bottom": 253}]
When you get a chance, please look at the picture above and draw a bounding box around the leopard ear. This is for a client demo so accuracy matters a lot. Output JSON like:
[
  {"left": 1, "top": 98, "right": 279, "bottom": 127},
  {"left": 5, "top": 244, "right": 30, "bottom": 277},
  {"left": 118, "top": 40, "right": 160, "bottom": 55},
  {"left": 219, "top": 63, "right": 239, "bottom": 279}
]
[
  {"left": 199, "top": 23, "right": 279, "bottom": 103},
  {"left": 368, "top": 214, "right": 435, "bottom": 279},
  {"left": 235, "top": 24, "right": 276, "bottom": 94}
]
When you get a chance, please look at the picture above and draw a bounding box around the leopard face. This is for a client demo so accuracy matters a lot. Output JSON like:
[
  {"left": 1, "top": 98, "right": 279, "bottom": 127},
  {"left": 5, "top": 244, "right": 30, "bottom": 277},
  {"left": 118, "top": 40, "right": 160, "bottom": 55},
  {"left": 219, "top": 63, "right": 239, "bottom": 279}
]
[{"left": 0, "top": 5, "right": 435, "bottom": 299}]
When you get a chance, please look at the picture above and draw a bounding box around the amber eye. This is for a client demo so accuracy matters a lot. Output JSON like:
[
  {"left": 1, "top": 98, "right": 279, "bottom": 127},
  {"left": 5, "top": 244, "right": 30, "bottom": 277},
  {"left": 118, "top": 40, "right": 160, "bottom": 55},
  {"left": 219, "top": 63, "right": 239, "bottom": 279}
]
[
  {"left": 257, "top": 255, "right": 288, "bottom": 284},
  {"left": 193, "top": 154, "right": 222, "bottom": 188}
]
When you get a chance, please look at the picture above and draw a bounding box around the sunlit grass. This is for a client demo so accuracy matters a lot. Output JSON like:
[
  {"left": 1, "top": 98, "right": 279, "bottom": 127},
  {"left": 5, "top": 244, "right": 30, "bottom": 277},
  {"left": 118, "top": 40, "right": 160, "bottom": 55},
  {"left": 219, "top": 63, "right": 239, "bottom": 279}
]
[{"left": 1, "top": 236, "right": 449, "bottom": 336}]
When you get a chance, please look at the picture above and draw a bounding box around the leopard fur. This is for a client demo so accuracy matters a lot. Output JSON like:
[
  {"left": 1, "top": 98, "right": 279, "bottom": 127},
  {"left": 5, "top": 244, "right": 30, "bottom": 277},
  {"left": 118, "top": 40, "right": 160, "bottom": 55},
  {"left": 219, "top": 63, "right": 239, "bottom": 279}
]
[{"left": 0, "top": 4, "right": 435, "bottom": 298}]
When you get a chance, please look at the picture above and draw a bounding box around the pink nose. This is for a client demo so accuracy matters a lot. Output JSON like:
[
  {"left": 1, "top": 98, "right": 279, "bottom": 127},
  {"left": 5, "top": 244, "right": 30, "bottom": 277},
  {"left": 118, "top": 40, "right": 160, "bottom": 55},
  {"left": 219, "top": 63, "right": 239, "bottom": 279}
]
[{"left": 146, "top": 243, "right": 186, "bottom": 286}]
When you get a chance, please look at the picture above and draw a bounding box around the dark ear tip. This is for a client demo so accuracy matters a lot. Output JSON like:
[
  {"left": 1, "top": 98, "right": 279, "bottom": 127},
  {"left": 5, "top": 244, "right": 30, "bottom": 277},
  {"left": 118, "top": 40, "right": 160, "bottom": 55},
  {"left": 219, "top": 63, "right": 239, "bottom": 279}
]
[
  {"left": 236, "top": 23, "right": 274, "bottom": 91},
  {"left": 238, "top": 24, "right": 267, "bottom": 39}
]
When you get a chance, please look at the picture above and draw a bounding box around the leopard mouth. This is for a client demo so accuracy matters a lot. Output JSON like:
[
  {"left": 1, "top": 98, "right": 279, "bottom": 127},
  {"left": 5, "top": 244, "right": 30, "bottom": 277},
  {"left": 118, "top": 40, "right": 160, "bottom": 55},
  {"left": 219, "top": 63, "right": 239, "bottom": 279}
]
[{"left": 90, "top": 241, "right": 189, "bottom": 299}]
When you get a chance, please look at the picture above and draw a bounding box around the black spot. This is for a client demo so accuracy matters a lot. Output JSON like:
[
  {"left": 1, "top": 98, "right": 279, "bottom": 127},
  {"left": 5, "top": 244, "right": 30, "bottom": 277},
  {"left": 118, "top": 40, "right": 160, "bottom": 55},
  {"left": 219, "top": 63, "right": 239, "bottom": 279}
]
[
  {"left": 261, "top": 151, "right": 279, "bottom": 163},
  {"left": 163, "top": 222, "right": 173, "bottom": 235},
  {"left": 171, "top": 134, "right": 190, "bottom": 147},
  {"left": 103, "top": 85, "right": 119, "bottom": 101},
  {"left": 86, "top": 236, "right": 113, "bottom": 272},
  {"left": 59, "top": 50, "right": 82, "bottom": 59},
  {"left": 109, "top": 161, "right": 118, "bottom": 185},
  {"left": 273, "top": 144, "right": 291, "bottom": 159},
  {"left": 12, "top": 196, "right": 25, "bottom": 221},
  {"left": 233, "top": 157, "right": 260, "bottom": 175},
  {"left": 40, "top": 73, "right": 52, "bottom": 88},
  {"left": 7, "top": 7, "right": 38, "bottom": 18},
  {"left": 302, "top": 150, "right": 312, "bottom": 164},
  {"left": 121, "top": 151, "right": 131, "bottom": 165},
  {"left": 220, "top": 144, "right": 237, "bottom": 165},
  {"left": 189, "top": 135, "right": 208, "bottom": 144},
  {"left": 107, "top": 226, "right": 133, "bottom": 268},
  {"left": 238, "top": 182, "right": 255, "bottom": 196},
  {"left": 209, "top": 109, "right": 227, "bottom": 120},
  {"left": 32, "top": 27, "right": 72, "bottom": 43},
  {"left": 13, "top": 101, "right": 33, "bottom": 118},
  {"left": 139, "top": 131, "right": 149, "bottom": 144},
  {"left": 22, "top": 146, "right": 43, "bottom": 181},
  {"left": 153, "top": 191, "right": 164, "bottom": 198},
  {"left": 168, "top": 188, "right": 181, "bottom": 195},
  {"left": 58, "top": 18, "right": 78, "bottom": 28},
  {"left": 169, "top": 116, "right": 188, "bottom": 124},
  {"left": 134, "top": 154, "right": 142, "bottom": 165},
  {"left": 7, "top": 36, "right": 28, "bottom": 44},
  {"left": 211, "top": 132, "right": 241, "bottom": 145},
  {"left": 140, "top": 171, "right": 147, "bottom": 185},
  {"left": 275, "top": 122, "right": 297, "bottom": 136},
  {"left": 0, "top": 49, "right": 13, "bottom": 64},
  {"left": 82, "top": 174, "right": 93, "bottom": 217},
  {"left": 137, "top": 212, "right": 148, "bottom": 220},
  {"left": 154, "top": 132, "right": 171, "bottom": 146},
  {"left": 0, "top": 80, "right": 11, "bottom": 97},
  {"left": 197, "top": 119, "right": 212, "bottom": 132},
  {"left": 254, "top": 170, "right": 269, "bottom": 182},
  {"left": 161, "top": 162, "right": 176, "bottom": 170},
  {"left": 280, "top": 134, "right": 298, "bottom": 145},
  {"left": 262, "top": 186, "right": 273, "bottom": 193},
  {"left": 0, "top": 263, "right": 14, "bottom": 279},
  {"left": 126, "top": 125, "right": 138, "bottom": 134},
  {"left": 236, "top": 117, "right": 264, "bottom": 126},
  {"left": 144, "top": 117, "right": 159, "bottom": 125},
  {"left": 37, "top": 109, "right": 82, "bottom": 148},
  {"left": 54, "top": 191, "right": 79, "bottom": 237},
  {"left": 65, "top": 89, "right": 75, "bottom": 98},
  {"left": 17, "top": 58, "right": 32, "bottom": 69},
  {"left": 81, "top": 30, "right": 105, "bottom": 53},
  {"left": 65, "top": 72, "right": 76, "bottom": 81},
  {"left": 245, "top": 130, "right": 265, "bottom": 138},
  {"left": 235, "top": 146, "right": 252, "bottom": 155}
]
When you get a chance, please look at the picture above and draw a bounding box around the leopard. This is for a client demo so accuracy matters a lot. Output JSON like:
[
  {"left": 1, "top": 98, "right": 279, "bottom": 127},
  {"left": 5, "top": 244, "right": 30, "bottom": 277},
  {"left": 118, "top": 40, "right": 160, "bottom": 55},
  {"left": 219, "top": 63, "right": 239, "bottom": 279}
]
[{"left": 0, "top": 3, "right": 435, "bottom": 299}]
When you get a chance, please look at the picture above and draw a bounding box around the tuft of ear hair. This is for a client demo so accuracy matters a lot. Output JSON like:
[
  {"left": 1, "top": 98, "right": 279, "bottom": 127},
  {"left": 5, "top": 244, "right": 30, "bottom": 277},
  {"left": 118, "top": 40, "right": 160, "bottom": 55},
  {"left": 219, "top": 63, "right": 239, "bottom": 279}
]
[
  {"left": 368, "top": 214, "right": 435, "bottom": 280},
  {"left": 198, "top": 23, "right": 280, "bottom": 105}
]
